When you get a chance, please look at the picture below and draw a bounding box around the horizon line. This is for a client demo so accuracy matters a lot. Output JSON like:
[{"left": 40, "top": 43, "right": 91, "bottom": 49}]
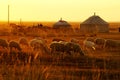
[{"left": 0, "top": 20, "right": 120, "bottom": 23}]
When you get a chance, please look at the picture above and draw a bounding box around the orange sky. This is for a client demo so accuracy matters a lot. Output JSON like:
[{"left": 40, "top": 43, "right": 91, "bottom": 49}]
[{"left": 0, "top": 0, "right": 120, "bottom": 22}]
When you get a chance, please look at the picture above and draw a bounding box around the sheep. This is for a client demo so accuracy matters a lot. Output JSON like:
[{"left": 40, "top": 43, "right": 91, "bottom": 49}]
[
  {"left": 104, "top": 39, "right": 120, "bottom": 51},
  {"left": 0, "top": 39, "right": 8, "bottom": 49},
  {"left": 9, "top": 41, "right": 22, "bottom": 52},
  {"left": 19, "top": 37, "right": 29, "bottom": 47},
  {"left": 83, "top": 37, "right": 96, "bottom": 50},
  {"left": 29, "top": 38, "right": 50, "bottom": 60},
  {"left": 18, "top": 37, "right": 31, "bottom": 53},
  {"left": 50, "top": 41, "right": 84, "bottom": 56},
  {"left": 29, "top": 38, "right": 50, "bottom": 54},
  {"left": 50, "top": 41, "right": 65, "bottom": 54},
  {"left": 83, "top": 40, "right": 96, "bottom": 50},
  {"left": 30, "top": 39, "right": 43, "bottom": 50},
  {"left": 94, "top": 38, "right": 106, "bottom": 49},
  {"left": 64, "top": 42, "right": 84, "bottom": 55}
]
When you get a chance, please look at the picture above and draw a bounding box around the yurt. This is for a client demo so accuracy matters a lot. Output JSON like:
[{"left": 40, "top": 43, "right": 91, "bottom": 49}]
[
  {"left": 80, "top": 13, "right": 109, "bottom": 34},
  {"left": 53, "top": 18, "right": 71, "bottom": 29}
]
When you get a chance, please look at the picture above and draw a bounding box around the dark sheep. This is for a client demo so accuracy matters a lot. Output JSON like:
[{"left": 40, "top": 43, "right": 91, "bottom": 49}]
[
  {"left": 50, "top": 41, "right": 84, "bottom": 56},
  {"left": 9, "top": 41, "right": 22, "bottom": 51},
  {"left": 19, "top": 37, "right": 29, "bottom": 46},
  {"left": 0, "top": 39, "right": 8, "bottom": 48},
  {"left": 65, "top": 42, "right": 84, "bottom": 55},
  {"left": 104, "top": 39, "right": 120, "bottom": 51},
  {"left": 94, "top": 38, "right": 105, "bottom": 45},
  {"left": 94, "top": 38, "right": 106, "bottom": 49},
  {"left": 50, "top": 41, "right": 65, "bottom": 53}
]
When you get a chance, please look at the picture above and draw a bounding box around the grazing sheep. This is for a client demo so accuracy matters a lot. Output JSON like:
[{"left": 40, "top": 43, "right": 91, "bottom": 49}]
[
  {"left": 0, "top": 39, "right": 8, "bottom": 48},
  {"left": 50, "top": 41, "right": 84, "bottom": 56},
  {"left": 94, "top": 38, "right": 106, "bottom": 49},
  {"left": 83, "top": 40, "right": 96, "bottom": 50},
  {"left": 104, "top": 39, "right": 120, "bottom": 51},
  {"left": 65, "top": 42, "right": 84, "bottom": 55},
  {"left": 9, "top": 41, "right": 22, "bottom": 51},
  {"left": 19, "top": 37, "right": 29, "bottom": 47},
  {"left": 30, "top": 38, "right": 50, "bottom": 54},
  {"left": 50, "top": 41, "right": 65, "bottom": 54},
  {"left": 30, "top": 39, "right": 43, "bottom": 50}
]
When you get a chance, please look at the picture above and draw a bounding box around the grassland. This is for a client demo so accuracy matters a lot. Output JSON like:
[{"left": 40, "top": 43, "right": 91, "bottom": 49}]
[{"left": 0, "top": 22, "right": 119, "bottom": 80}]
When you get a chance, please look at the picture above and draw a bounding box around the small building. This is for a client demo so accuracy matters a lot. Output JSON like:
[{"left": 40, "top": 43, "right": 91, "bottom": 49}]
[
  {"left": 80, "top": 13, "right": 109, "bottom": 34},
  {"left": 52, "top": 18, "right": 73, "bottom": 36},
  {"left": 53, "top": 18, "right": 71, "bottom": 29}
]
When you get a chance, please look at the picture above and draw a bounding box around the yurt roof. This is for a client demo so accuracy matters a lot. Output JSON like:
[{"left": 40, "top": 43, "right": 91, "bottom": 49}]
[
  {"left": 81, "top": 14, "right": 108, "bottom": 25},
  {"left": 53, "top": 18, "right": 71, "bottom": 28}
]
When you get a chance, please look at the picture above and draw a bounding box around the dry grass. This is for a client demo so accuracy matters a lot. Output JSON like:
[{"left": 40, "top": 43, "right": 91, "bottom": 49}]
[{"left": 0, "top": 22, "right": 119, "bottom": 80}]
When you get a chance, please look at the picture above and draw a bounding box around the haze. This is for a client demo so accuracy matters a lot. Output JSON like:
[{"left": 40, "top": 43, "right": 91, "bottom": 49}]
[{"left": 0, "top": 0, "right": 120, "bottom": 22}]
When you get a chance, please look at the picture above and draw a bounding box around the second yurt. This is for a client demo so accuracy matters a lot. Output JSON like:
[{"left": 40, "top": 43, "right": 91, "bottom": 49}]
[{"left": 80, "top": 13, "right": 109, "bottom": 34}]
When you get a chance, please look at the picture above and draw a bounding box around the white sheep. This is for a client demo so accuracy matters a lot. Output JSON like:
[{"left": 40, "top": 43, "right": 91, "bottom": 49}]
[
  {"left": 83, "top": 40, "right": 96, "bottom": 50},
  {"left": 29, "top": 38, "right": 50, "bottom": 54},
  {"left": 30, "top": 39, "right": 43, "bottom": 50}
]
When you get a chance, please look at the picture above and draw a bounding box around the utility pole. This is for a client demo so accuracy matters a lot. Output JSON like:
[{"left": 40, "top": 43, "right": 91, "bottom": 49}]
[
  {"left": 20, "top": 18, "right": 22, "bottom": 25},
  {"left": 94, "top": 12, "right": 96, "bottom": 16},
  {"left": 8, "top": 5, "right": 10, "bottom": 25}
]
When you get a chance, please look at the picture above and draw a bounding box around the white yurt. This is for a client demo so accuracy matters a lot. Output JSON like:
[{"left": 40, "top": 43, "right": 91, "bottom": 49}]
[{"left": 80, "top": 13, "right": 109, "bottom": 34}]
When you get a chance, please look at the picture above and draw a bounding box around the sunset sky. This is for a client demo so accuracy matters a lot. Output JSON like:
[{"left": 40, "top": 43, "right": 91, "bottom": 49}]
[{"left": 0, "top": 0, "right": 120, "bottom": 22}]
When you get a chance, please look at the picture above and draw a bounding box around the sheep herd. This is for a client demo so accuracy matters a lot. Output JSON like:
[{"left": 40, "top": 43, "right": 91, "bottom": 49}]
[
  {"left": 83, "top": 37, "right": 120, "bottom": 51},
  {"left": 0, "top": 37, "right": 119, "bottom": 65},
  {"left": 0, "top": 37, "right": 48, "bottom": 65},
  {"left": 0, "top": 37, "right": 85, "bottom": 65}
]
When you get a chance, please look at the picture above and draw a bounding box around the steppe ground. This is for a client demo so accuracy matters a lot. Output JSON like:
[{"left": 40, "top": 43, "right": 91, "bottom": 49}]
[{"left": 0, "top": 22, "right": 119, "bottom": 80}]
